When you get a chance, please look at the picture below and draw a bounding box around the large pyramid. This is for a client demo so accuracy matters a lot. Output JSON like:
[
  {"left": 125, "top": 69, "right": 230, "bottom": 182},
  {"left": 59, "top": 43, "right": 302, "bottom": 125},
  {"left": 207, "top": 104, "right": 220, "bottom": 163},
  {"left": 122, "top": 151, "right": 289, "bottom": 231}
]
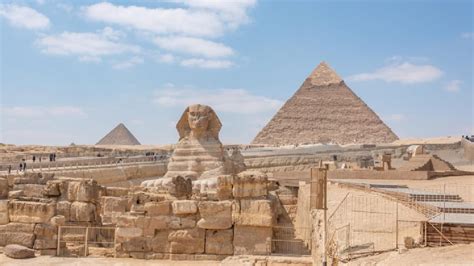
[
  {"left": 252, "top": 62, "right": 398, "bottom": 146},
  {"left": 96, "top": 123, "right": 141, "bottom": 145}
]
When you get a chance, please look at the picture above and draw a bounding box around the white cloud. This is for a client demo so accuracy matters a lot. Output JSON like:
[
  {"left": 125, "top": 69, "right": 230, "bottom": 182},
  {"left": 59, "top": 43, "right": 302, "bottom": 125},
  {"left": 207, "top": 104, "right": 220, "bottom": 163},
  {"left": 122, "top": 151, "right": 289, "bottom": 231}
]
[
  {"left": 113, "top": 56, "right": 144, "bottom": 69},
  {"left": 153, "top": 86, "right": 282, "bottom": 114},
  {"left": 348, "top": 61, "right": 443, "bottom": 84},
  {"left": 180, "top": 58, "right": 233, "bottom": 69},
  {"left": 175, "top": 0, "right": 257, "bottom": 29},
  {"left": 444, "top": 80, "right": 462, "bottom": 92},
  {"left": 3, "top": 106, "right": 87, "bottom": 118},
  {"left": 36, "top": 27, "right": 140, "bottom": 62},
  {"left": 83, "top": 2, "right": 224, "bottom": 38},
  {"left": 0, "top": 4, "right": 50, "bottom": 30},
  {"left": 158, "top": 53, "right": 176, "bottom": 63},
  {"left": 154, "top": 36, "right": 234, "bottom": 58},
  {"left": 461, "top": 32, "right": 473, "bottom": 39}
]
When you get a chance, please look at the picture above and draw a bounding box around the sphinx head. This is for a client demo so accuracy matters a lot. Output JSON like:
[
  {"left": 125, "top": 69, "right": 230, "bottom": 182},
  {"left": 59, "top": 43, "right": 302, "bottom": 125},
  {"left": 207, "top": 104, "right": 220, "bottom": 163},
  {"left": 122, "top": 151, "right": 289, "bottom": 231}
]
[{"left": 176, "top": 104, "right": 222, "bottom": 140}]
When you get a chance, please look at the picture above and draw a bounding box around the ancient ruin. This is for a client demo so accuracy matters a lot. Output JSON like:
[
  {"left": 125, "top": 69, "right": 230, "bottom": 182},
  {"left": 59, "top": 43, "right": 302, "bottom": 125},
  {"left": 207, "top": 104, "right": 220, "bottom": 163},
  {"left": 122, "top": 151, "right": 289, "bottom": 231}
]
[
  {"left": 96, "top": 123, "right": 141, "bottom": 145},
  {"left": 142, "top": 104, "right": 246, "bottom": 191},
  {"left": 252, "top": 62, "right": 399, "bottom": 146}
]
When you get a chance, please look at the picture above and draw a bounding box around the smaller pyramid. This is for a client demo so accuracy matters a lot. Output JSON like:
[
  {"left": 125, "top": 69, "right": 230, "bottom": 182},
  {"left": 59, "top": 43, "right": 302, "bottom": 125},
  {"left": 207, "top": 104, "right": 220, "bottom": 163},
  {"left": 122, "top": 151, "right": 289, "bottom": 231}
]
[{"left": 96, "top": 123, "right": 141, "bottom": 145}]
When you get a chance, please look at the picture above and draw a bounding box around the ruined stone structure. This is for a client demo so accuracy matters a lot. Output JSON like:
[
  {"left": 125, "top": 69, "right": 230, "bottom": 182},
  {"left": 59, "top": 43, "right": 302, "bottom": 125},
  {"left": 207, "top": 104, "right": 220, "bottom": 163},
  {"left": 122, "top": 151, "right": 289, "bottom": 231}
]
[
  {"left": 252, "top": 62, "right": 399, "bottom": 145},
  {"left": 0, "top": 171, "right": 280, "bottom": 260},
  {"left": 142, "top": 104, "right": 245, "bottom": 189},
  {"left": 97, "top": 123, "right": 141, "bottom": 145}
]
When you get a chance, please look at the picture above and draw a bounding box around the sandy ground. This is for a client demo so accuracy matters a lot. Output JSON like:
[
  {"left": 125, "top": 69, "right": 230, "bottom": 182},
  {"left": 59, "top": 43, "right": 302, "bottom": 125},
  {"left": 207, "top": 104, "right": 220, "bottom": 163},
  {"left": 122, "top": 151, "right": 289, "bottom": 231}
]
[
  {"left": 0, "top": 255, "right": 220, "bottom": 266},
  {"left": 344, "top": 243, "right": 474, "bottom": 265}
]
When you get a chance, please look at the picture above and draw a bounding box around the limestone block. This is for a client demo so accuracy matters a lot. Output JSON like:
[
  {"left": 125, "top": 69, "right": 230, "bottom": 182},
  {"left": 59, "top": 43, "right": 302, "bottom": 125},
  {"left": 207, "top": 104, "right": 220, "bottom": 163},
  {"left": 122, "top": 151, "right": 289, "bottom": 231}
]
[
  {"left": 34, "top": 239, "right": 57, "bottom": 249},
  {"left": 1, "top": 178, "right": 9, "bottom": 199},
  {"left": 169, "top": 228, "right": 205, "bottom": 254},
  {"left": 34, "top": 223, "right": 57, "bottom": 238},
  {"left": 0, "top": 199, "right": 7, "bottom": 212},
  {"left": 142, "top": 216, "right": 170, "bottom": 236},
  {"left": 116, "top": 215, "right": 138, "bottom": 227},
  {"left": 0, "top": 232, "right": 35, "bottom": 248},
  {"left": 233, "top": 199, "right": 274, "bottom": 227},
  {"left": 8, "top": 190, "right": 23, "bottom": 199},
  {"left": 150, "top": 230, "right": 170, "bottom": 253},
  {"left": 50, "top": 215, "right": 66, "bottom": 226},
  {"left": 168, "top": 216, "right": 196, "bottom": 229},
  {"left": 216, "top": 175, "right": 233, "bottom": 200},
  {"left": 102, "top": 196, "right": 127, "bottom": 214},
  {"left": 70, "top": 202, "right": 96, "bottom": 222},
  {"left": 0, "top": 200, "right": 8, "bottom": 225},
  {"left": 122, "top": 237, "right": 151, "bottom": 252},
  {"left": 205, "top": 229, "right": 233, "bottom": 255},
  {"left": 172, "top": 200, "right": 197, "bottom": 215},
  {"left": 106, "top": 187, "right": 129, "bottom": 197},
  {"left": 116, "top": 227, "right": 143, "bottom": 242},
  {"left": 56, "top": 201, "right": 71, "bottom": 220},
  {"left": 197, "top": 201, "right": 232, "bottom": 229},
  {"left": 13, "top": 184, "right": 45, "bottom": 198},
  {"left": 144, "top": 201, "right": 171, "bottom": 216},
  {"left": 232, "top": 171, "right": 268, "bottom": 198},
  {"left": 233, "top": 225, "right": 271, "bottom": 255},
  {"left": 67, "top": 180, "right": 99, "bottom": 202},
  {"left": 0, "top": 212, "right": 8, "bottom": 225},
  {"left": 4, "top": 244, "right": 35, "bottom": 259},
  {"left": 43, "top": 181, "right": 60, "bottom": 197},
  {"left": 8, "top": 201, "right": 56, "bottom": 223},
  {"left": 0, "top": 222, "right": 35, "bottom": 232}
]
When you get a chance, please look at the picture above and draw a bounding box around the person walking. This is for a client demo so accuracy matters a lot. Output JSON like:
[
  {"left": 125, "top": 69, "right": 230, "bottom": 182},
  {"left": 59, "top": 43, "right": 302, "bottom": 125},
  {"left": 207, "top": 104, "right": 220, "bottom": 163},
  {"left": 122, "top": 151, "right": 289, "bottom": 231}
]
[
  {"left": 23, "top": 161, "right": 27, "bottom": 172},
  {"left": 7, "top": 165, "right": 11, "bottom": 175}
]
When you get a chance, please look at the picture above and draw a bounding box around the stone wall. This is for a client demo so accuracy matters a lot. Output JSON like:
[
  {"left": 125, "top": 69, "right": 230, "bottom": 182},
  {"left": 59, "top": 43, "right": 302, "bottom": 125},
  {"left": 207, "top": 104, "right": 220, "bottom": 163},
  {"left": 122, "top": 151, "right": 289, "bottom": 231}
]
[
  {"left": 112, "top": 172, "right": 277, "bottom": 260},
  {"left": 0, "top": 173, "right": 105, "bottom": 255},
  {"left": 0, "top": 171, "right": 280, "bottom": 260},
  {"left": 58, "top": 163, "right": 167, "bottom": 186}
]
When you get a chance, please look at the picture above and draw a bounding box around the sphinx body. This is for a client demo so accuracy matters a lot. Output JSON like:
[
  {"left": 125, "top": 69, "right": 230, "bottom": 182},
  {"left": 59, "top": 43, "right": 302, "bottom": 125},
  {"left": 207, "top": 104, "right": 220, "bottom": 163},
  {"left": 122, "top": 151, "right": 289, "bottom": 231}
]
[{"left": 142, "top": 104, "right": 244, "bottom": 189}]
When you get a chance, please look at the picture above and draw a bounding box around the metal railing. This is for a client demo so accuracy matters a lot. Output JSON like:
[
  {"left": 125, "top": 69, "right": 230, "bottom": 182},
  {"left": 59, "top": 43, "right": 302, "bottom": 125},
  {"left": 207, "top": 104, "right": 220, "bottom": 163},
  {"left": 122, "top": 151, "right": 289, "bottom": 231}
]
[{"left": 57, "top": 226, "right": 116, "bottom": 257}]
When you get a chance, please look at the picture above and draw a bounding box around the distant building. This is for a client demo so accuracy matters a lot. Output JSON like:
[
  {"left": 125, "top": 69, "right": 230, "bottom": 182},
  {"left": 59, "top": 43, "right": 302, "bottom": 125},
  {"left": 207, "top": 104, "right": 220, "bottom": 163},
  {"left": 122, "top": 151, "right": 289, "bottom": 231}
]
[{"left": 96, "top": 123, "right": 141, "bottom": 145}]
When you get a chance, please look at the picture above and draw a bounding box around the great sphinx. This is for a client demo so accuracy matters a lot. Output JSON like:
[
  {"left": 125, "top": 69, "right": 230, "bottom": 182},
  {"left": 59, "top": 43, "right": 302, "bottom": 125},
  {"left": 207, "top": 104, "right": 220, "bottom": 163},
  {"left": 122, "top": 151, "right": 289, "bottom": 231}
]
[{"left": 142, "top": 104, "right": 245, "bottom": 189}]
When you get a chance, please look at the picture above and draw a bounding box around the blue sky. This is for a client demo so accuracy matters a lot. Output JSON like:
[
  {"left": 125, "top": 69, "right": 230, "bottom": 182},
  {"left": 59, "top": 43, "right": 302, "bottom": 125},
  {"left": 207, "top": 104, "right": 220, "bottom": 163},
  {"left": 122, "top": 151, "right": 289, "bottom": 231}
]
[{"left": 0, "top": 0, "right": 472, "bottom": 145}]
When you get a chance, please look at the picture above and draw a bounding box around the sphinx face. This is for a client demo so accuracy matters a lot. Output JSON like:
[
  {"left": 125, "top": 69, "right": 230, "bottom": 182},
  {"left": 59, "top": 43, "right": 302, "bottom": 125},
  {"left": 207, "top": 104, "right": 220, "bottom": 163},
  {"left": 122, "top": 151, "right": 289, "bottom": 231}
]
[{"left": 187, "top": 104, "right": 210, "bottom": 132}]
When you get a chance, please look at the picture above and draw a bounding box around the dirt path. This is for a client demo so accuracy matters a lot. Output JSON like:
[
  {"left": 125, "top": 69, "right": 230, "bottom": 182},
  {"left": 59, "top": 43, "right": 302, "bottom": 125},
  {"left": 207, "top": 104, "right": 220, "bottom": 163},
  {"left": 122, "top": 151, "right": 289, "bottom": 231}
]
[
  {"left": 343, "top": 244, "right": 474, "bottom": 265},
  {"left": 0, "top": 255, "right": 220, "bottom": 266}
]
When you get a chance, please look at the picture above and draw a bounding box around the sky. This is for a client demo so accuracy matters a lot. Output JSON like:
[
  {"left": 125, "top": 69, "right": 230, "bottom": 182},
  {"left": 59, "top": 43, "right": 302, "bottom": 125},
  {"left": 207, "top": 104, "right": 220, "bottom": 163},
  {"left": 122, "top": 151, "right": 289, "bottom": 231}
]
[{"left": 0, "top": 0, "right": 472, "bottom": 145}]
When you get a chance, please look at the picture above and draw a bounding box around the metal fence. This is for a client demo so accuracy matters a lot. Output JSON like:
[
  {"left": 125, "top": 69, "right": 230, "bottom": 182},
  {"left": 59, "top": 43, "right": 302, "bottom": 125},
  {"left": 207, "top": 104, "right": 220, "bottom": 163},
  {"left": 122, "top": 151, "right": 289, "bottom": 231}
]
[
  {"left": 326, "top": 194, "right": 426, "bottom": 261},
  {"left": 57, "top": 226, "right": 116, "bottom": 257},
  {"left": 271, "top": 225, "right": 312, "bottom": 256}
]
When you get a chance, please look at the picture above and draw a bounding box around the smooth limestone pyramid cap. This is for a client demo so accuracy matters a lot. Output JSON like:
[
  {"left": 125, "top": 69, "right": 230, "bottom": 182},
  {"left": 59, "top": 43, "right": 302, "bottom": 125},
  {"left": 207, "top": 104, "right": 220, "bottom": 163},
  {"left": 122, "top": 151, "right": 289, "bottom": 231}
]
[
  {"left": 96, "top": 123, "right": 141, "bottom": 145},
  {"left": 308, "top": 61, "right": 343, "bottom": 86},
  {"left": 252, "top": 61, "right": 399, "bottom": 146}
]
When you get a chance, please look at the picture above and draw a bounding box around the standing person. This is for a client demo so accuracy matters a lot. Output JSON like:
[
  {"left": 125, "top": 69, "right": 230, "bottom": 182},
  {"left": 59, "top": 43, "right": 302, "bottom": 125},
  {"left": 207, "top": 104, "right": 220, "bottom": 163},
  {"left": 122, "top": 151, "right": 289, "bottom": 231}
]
[
  {"left": 7, "top": 165, "right": 11, "bottom": 174},
  {"left": 49, "top": 154, "right": 53, "bottom": 162},
  {"left": 23, "top": 161, "right": 27, "bottom": 172},
  {"left": 33, "top": 155, "right": 36, "bottom": 163},
  {"left": 53, "top": 153, "right": 57, "bottom": 162},
  {"left": 19, "top": 163, "right": 23, "bottom": 172}
]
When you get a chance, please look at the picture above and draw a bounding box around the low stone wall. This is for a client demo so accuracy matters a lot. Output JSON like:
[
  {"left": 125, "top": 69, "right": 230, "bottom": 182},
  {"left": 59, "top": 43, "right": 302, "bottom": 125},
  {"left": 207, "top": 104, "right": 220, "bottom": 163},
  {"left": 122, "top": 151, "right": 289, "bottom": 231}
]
[
  {"left": 327, "top": 170, "right": 430, "bottom": 180},
  {"left": 59, "top": 163, "right": 167, "bottom": 185}
]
